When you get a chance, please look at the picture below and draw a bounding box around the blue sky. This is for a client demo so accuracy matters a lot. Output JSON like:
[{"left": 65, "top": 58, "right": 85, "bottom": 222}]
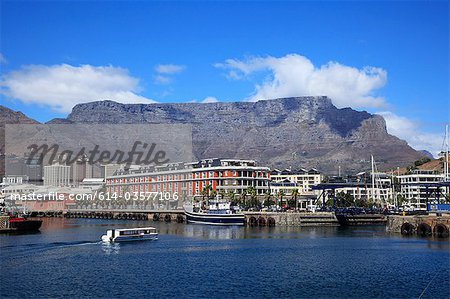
[{"left": 0, "top": 0, "right": 448, "bottom": 154}]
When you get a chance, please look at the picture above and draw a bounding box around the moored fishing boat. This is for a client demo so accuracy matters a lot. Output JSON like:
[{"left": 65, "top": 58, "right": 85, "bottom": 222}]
[
  {"left": 184, "top": 201, "right": 245, "bottom": 226},
  {"left": 8, "top": 216, "right": 43, "bottom": 232},
  {"left": 0, "top": 204, "right": 43, "bottom": 233}
]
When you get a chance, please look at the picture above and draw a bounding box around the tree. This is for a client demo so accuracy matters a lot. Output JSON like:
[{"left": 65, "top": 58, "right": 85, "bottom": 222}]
[
  {"left": 228, "top": 191, "right": 237, "bottom": 205},
  {"left": 263, "top": 192, "right": 274, "bottom": 208},
  {"left": 335, "top": 191, "right": 354, "bottom": 207},
  {"left": 219, "top": 189, "right": 226, "bottom": 200},
  {"left": 292, "top": 188, "right": 299, "bottom": 210},
  {"left": 201, "top": 184, "right": 213, "bottom": 201},
  {"left": 241, "top": 190, "right": 248, "bottom": 209},
  {"left": 278, "top": 190, "right": 285, "bottom": 209},
  {"left": 246, "top": 186, "right": 258, "bottom": 209},
  {"left": 397, "top": 195, "right": 407, "bottom": 207}
]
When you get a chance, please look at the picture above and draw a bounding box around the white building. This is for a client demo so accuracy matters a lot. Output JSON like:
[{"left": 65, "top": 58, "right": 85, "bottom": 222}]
[
  {"left": 398, "top": 170, "right": 445, "bottom": 209},
  {"left": 44, "top": 164, "right": 71, "bottom": 187},
  {"left": 101, "top": 164, "right": 122, "bottom": 180},
  {"left": 270, "top": 168, "right": 322, "bottom": 196},
  {"left": 2, "top": 175, "right": 29, "bottom": 186},
  {"left": 80, "top": 178, "right": 104, "bottom": 191},
  {"left": 336, "top": 172, "right": 393, "bottom": 202}
]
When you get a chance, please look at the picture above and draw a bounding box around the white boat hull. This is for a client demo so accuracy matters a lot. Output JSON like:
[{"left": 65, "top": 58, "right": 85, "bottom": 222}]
[{"left": 184, "top": 209, "right": 245, "bottom": 226}]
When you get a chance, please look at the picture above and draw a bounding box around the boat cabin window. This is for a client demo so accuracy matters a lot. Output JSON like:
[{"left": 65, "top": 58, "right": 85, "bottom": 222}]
[{"left": 119, "top": 229, "right": 155, "bottom": 235}]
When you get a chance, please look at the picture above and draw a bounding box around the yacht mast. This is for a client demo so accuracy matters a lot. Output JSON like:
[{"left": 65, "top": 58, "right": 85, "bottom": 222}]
[
  {"left": 445, "top": 124, "right": 449, "bottom": 181},
  {"left": 371, "top": 155, "right": 375, "bottom": 202}
]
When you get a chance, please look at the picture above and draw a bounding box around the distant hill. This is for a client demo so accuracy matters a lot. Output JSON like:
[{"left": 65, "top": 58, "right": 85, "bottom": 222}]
[
  {"left": 419, "top": 150, "right": 434, "bottom": 159},
  {"left": 0, "top": 105, "right": 40, "bottom": 176},
  {"left": 397, "top": 156, "right": 449, "bottom": 175}
]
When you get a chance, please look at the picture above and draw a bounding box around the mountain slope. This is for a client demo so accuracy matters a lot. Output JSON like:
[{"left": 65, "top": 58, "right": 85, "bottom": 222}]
[
  {"left": 0, "top": 105, "right": 40, "bottom": 176},
  {"left": 64, "top": 96, "right": 424, "bottom": 173}
]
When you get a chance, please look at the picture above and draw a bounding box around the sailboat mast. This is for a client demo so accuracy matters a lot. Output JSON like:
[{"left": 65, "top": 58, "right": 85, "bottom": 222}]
[
  {"left": 445, "top": 124, "right": 449, "bottom": 181},
  {"left": 371, "top": 155, "right": 375, "bottom": 202}
]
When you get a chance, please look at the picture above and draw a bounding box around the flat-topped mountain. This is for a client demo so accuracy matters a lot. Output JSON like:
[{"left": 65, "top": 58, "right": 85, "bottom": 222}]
[{"left": 58, "top": 96, "right": 424, "bottom": 173}]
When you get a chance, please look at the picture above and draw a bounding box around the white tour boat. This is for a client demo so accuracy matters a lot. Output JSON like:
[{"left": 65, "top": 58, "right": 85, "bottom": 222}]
[{"left": 101, "top": 227, "right": 158, "bottom": 242}]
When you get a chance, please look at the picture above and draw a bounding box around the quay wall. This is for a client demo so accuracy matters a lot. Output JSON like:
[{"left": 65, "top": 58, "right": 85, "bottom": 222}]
[
  {"left": 27, "top": 209, "right": 386, "bottom": 227},
  {"left": 37, "top": 209, "right": 340, "bottom": 226},
  {"left": 244, "top": 212, "right": 339, "bottom": 227},
  {"left": 387, "top": 214, "right": 450, "bottom": 238}
]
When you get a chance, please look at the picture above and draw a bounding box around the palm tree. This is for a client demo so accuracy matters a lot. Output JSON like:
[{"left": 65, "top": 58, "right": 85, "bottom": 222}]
[
  {"left": 241, "top": 190, "right": 247, "bottom": 209},
  {"left": 228, "top": 191, "right": 236, "bottom": 205},
  {"left": 201, "top": 187, "right": 208, "bottom": 201},
  {"left": 264, "top": 192, "right": 273, "bottom": 208},
  {"left": 292, "top": 188, "right": 299, "bottom": 211},
  {"left": 246, "top": 186, "right": 257, "bottom": 209},
  {"left": 219, "top": 190, "right": 226, "bottom": 200},
  {"left": 278, "top": 190, "right": 285, "bottom": 210},
  {"left": 201, "top": 184, "right": 213, "bottom": 200}
]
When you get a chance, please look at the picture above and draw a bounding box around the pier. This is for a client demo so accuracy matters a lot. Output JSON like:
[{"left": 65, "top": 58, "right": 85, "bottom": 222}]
[
  {"left": 64, "top": 209, "right": 186, "bottom": 223},
  {"left": 24, "top": 209, "right": 394, "bottom": 227},
  {"left": 40, "top": 209, "right": 341, "bottom": 226}
]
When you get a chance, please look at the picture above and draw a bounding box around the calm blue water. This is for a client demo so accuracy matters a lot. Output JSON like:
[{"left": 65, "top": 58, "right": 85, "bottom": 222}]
[{"left": 1, "top": 218, "right": 449, "bottom": 298}]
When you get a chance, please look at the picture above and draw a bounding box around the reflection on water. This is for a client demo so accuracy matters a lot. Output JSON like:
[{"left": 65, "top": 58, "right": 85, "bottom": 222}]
[{"left": 101, "top": 241, "right": 120, "bottom": 255}]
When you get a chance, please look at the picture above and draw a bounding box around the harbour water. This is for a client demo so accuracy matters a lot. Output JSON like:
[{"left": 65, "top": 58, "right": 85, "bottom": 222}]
[{"left": 1, "top": 218, "right": 449, "bottom": 298}]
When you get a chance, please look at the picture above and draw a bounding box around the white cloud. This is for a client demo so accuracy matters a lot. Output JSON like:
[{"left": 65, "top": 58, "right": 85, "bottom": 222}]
[
  {"left": 378, "top": 111, "right": 443, "bottom": 157},
  {"left": 0, "top": 53, "right": 6, "bottom": 64},
  {"left": 0, "top": 64, "right": 155, "bottom": 113},
  {"left": 155, "top": 64, "right": 185, "bottom": 74},
  {"left": 188, "top": 96, "right": 220, "bottom": 103},
  {"left": 153, "top": 75, "right": 173, "bottom": 85},
  {"left": 153, "top": 64, "right": 185, "bottom": 85},
  {"left": 215, "top": 54, "right": 387, "bottom": 108},
  {"left": 201, "top": 96, "right": 218, "bottom": 103}
]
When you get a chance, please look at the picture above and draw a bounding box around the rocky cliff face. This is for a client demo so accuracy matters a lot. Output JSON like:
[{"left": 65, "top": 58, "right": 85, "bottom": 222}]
[
  {"left": 0, "top": 106, "right": 40, "bottom": 176},
  {"left": 0, "top": 106, "right": 39, "bottom": 153},
  {"left": 62, "top": 96, "right": 424, "bottom": 173}
]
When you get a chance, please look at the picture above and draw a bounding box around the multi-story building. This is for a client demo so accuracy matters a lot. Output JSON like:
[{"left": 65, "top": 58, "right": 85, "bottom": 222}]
[
  {"left": 1, "top": 175, "right": 29, "bottom": 186},
  {"left": 105, "top": 159, "right": 271, "bottom": 208},
  {"left": 398, "top": 170, "right": 445, "bottom": 209},
  {"left": 314, "top": 172, "right": 394, "bottom": 207},
  {"left": 101, "top": 164, "right": 122, "bottom": 180},
  {"left": 335, "top": 172, "right": 393, "bottom": 202},
  {"left": 44, "top": 164, "right": 71, "bottom": 187},
  {"left": 270, "top": 168, "right": 322, "bottom": 196}
]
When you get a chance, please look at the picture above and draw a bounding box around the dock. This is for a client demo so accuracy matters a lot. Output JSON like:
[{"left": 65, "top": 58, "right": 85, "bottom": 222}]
[{"left": 40, "top": 209, "right": 385, "bottom": 227}]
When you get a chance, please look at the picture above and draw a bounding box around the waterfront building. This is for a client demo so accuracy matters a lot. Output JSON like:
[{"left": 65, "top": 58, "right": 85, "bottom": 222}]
[
  {"left": 105, "top": 158, "right": 271, "bottom": 207},
  {"left": 335, "top": 172, "right": 393, "bottom": 202},
  {"left": 79, "top": 178, "right": 104, "bottom": 191},
  {"left": 101, "top": 164, "right": 123, "bottom": 180},
  {"left": 269, "top": 168, "right": 322, "bottom": 210},
  {"left": 1, "top": 175, "right": 29, "bottom": 186},
  {"left": 270, "top": 168, "right": 322, "bottom": 196},
  {"left": 315, "top": 172, "right": 394, "bottom": 206},
  {"left": 397, "top": 170, "right": 445, "bottom": 209},
  {"left": 43, "top": 164, "right": 71, "bottom": 187},
  {"left": 1, "top": 184, "right": 39, "bottom": 199},
  {"left": 72, "top": 155, "right": 103, "bottom": 186}
]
